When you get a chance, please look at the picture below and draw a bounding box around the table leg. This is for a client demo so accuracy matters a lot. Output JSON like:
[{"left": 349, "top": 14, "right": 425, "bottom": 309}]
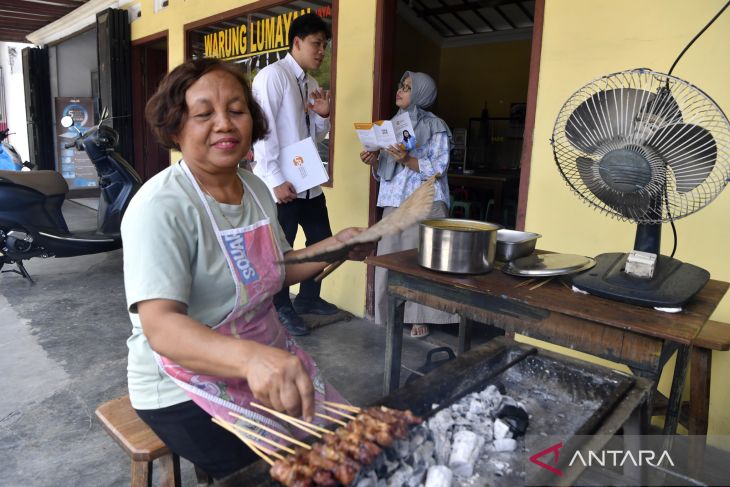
[
  {"left": 663, "top": 345, "right": 689, "bottom": 436},
  {"left": 458, "top": 317, "right": 472, "bottom": 355},
  {"left": 689, "top": 347, "right": 711, "bottom": 476},
  {"left": 383, "top": 294, "right": 405, "bottom": 395}
]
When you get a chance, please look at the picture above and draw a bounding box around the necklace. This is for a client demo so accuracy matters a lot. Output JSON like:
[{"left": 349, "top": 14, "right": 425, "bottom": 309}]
[{"left": 192, "top": 171, "right": 243, "bottom": 230}]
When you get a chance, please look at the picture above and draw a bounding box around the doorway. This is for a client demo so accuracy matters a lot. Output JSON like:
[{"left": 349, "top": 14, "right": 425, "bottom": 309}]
[
  {"left": 131, "top": 33, "right": 169, "bottom": 181},
  {"left": 367, "top": 0, "right": 544, "bottom": 315}
]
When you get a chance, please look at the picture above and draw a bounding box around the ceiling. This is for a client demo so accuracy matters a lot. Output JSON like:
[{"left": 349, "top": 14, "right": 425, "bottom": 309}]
[
  {"left": 400, "top": 0, "right": 535, "bottom": 44},
  {"left": 0, "top": 0, "right": 90, "bottom": 43}
]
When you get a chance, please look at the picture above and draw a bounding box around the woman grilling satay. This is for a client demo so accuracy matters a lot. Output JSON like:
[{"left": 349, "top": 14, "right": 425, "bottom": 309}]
[
  {"left": 121, "top": 58, "right": 373, "bottom": 483},
  {"left": 360, "top": 71, "right": 459, "bottom": 339}
]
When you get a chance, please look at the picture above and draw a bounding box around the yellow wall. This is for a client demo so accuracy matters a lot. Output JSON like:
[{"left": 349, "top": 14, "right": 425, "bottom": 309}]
[
  {"left": 130, "top": 0, "right": 376, "bottom": 316},
  {"left": 438, "top": 40, "right": 531, "bottom": 126},
  {"left": 527, "top": 0, "right": 730, "bottom": 444}
]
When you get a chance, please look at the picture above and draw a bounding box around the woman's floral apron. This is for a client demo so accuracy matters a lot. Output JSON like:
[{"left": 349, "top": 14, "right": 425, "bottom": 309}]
[{"left": 154, "top": 161, "right": 345, "bottom": 447}]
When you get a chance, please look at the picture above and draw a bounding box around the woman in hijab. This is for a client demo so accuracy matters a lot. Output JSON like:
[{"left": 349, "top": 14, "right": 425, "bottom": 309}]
[{"left": 360, "top": 71, "right": 458, "bottom": 338}]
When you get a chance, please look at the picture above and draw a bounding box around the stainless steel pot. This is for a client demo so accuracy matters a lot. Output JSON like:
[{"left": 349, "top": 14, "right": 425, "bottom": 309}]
[{"left": 418, "top": 218, "right": 499, "bottom": 274}]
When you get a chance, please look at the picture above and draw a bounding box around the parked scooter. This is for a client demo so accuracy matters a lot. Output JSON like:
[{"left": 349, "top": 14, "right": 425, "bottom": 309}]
[
  {"left": 0, "top": 128, "right": 32, "bottom": 171},
  {"left": 0, "top": 108, "right": 142, "bottom": 282}
]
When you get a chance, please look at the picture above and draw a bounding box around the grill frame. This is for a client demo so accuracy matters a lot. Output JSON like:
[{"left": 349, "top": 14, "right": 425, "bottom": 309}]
[{"left": 232, "top": 337, "right": 652, "bottom": 486}]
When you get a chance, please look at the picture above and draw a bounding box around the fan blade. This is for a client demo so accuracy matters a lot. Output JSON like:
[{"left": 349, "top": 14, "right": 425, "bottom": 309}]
[
  {"left": 576, "top": 154, "right": 654, "bottom": 219},
  {"left": 647, "top": 123, "right": 716, "bottom": 193},
  {"left": 577, "top": 156, "right": 601, "bottom": 193},
  {"left": 643, "top": 87, "right": 683, "bottom": 123},
  {"left": 566, "top": 88, "right": 656, "bottom": 153}
]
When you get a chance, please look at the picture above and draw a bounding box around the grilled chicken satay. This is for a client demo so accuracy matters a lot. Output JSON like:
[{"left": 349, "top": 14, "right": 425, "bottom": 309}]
[
  {"left": 310, "top": 443, "right": 360, "bottom": 485},
  {"left": 270, "top": 407, "right": 422, "bottom": 486},
  {"left": 351, "top": 413, "right": 397, "bottom": 446},
  {"left": 269, "top": 457, "right": 315, "bottom": 487},
  {"left": 324, "top": 429, "right": 382, "bottom": 464},
  {"left": 375, "top": 406, "right": 422, "bottom": 425}
]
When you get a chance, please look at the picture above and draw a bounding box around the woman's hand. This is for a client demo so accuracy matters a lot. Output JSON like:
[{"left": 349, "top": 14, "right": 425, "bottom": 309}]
[
  {"left": 335, "top": 227, "right": 375, "bottom": 261},
  {"left": 138, "top": 299, "right": 315, "bottom": 419},
  {"left": 385, "top": 144, "right": 407, "bottom": 163},
  {"left": 360, "top": 150, "right": 379, "bottom": 166},
  {"left": 245, "top": 343, "right": 315, "bottom": 420}
]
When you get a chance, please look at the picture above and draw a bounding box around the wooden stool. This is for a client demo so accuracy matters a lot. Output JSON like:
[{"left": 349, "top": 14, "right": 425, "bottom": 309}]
[{"left": 95, "top": 395, "right": 181, "bottom": 487}]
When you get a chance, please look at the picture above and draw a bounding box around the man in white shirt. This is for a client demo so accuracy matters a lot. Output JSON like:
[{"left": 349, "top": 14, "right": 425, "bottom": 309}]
[{"left": 252, "top": 13, "right": 336, "bottom": 336}]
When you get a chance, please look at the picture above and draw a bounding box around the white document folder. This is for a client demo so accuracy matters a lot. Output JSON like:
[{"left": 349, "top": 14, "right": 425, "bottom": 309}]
[{"left": 278, "top": 137, "right": 329, "bottom": 194}]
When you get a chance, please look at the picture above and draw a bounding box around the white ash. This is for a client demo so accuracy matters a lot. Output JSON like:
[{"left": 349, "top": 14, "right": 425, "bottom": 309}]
[{"left": 354, "top": 385, "right": 527, "bottom": 487}]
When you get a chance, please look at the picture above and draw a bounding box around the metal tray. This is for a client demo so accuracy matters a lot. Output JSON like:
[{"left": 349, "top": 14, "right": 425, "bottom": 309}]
[
  {"left": 503, "top": 253, "right": 596, "bottom": 277},
  {"left": 496, "top": 229, "right": 541, "bottom": 261}
]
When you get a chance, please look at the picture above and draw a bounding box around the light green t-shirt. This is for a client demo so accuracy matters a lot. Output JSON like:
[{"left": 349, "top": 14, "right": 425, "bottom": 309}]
[{"left": 121, "top": 163, "right": 292, "bottom": 410}]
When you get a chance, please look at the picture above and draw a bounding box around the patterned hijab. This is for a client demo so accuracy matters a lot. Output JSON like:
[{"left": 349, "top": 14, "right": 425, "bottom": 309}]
[{"left": 378, "top": 71, "right": 452, "bottom": 181}]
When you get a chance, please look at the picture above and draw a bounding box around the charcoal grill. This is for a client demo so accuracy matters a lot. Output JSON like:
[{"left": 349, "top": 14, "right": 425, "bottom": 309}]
[{"left": 231, "top": 337, "right": 652, "bottom": 486}]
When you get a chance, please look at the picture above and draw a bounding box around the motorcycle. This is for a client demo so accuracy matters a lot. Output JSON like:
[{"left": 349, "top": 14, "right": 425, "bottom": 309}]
[
  {"left": 0, "top": 128, "right": 32, "bottom": 171},
  {"left": 0, "top": 108, "right": 142, "bottom": 282}
]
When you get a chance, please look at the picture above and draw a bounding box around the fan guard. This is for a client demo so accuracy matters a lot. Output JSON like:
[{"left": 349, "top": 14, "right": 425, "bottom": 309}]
[{"left": 552, "top": 69, "right": 730, "bottom": 224}]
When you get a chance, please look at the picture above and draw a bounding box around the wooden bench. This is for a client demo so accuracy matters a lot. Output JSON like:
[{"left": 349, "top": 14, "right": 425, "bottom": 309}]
[{"left": 95, "top": 395, "right": 181, "bottom": 487}]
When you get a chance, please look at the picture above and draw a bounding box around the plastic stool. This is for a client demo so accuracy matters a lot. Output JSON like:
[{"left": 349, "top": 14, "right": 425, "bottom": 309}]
[{"left": 450, "top": 200, "right": 471, "bottom": 219}]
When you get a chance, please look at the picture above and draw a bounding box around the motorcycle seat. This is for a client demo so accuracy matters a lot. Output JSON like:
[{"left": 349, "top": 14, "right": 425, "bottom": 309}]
[{"left": 0, "top": 170, "right": 69, "bottom": 196}]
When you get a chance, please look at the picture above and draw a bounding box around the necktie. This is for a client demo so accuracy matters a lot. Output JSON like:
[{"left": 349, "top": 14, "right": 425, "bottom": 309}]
[{"left": 299, "top": 75, "right": 311, "bottom": 136}]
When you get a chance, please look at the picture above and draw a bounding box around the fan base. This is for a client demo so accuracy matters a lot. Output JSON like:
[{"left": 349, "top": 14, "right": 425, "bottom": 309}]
[{"left": 572, "top": 252, "right": 710, "bottom": 308}]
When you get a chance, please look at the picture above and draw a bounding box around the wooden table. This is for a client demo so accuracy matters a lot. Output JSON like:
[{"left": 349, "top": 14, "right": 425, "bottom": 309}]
[{"left": 367, "top": 249, "right": 730, "bottom": 440}]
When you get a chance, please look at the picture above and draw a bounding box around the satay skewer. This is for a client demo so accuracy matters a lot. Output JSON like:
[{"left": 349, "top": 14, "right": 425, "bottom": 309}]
[
  {"left": 249, "top": 402, "right": 329, "bottom": 437},
  {"left": 314, "top": 260, "right": 344, "bottom": 283},
  {"left": 228, "top": 412, "right": 312, "bottom": 450},
  {"left": 314, "top": 412, "right": 347, "bottom": 426},
  {"left": 322, "top": 401, "right": 361, "bottom": 413},
  {"left": 213, "top": 416, "right": 296, "bottom": 455},
  {"left": 322, "top": 405, "right": 357, "bottom": 420},
  {"left": 243, "top": 439, "right": 275, "bottom": 466},
  {"left": 212, "top": 417, "right": 280, "bottom": 465},
  {"left": 529, "top": 277, "right": 553, "bottom": 290}
]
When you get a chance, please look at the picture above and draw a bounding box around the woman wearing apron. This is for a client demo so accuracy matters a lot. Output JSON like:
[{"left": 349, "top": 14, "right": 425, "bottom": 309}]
[{"left": 121, "top": 58, "right": 372, "bottom": 482}]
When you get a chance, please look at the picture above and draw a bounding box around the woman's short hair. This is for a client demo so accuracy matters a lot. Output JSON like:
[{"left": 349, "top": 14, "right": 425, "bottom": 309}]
[{"left": 145, "top": 58, "right": 268, "bottom": 150}]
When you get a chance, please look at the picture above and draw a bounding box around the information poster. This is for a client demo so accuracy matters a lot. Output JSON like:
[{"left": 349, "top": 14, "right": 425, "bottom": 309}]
[{"left": 55, "top": 97, "right": 97, "bottom": 189}]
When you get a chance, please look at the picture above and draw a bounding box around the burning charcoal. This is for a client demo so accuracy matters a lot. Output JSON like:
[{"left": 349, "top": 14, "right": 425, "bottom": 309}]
[
  {"left": 424, "top": 465, "right": 453, "bottom": 487},
  {"left": 413, "top": 439, "right": 435, "bottom": 467},
  {"left": 355, "top": 470, "right": 378, "bottom": 487},
  {"left": 491, "top": 438, "right": 517, "bottom": 452},
  {"left": 386, "top": 464, "right": 413, "bottom": 486},
  {"left": 384, "top": 457, "right": 400, "bottom": 474},
  {"left": 471, "top": 418, "right": 493, "bottom": 441},
  {"left": 448, "top": 430, "right": 482, "bottom": 477},
  {"left": 479, "top": 384, "right": 503, "bottom": 409},
  {"left": 493, "top": 418, "right": 512, "bottom": 440},
  {"left": 428, "top": 409, "right": 455, "bottom": 432},
  {"left": 495, "top": 402, "right": 530, "bottom": 438},
  {"left": 409, "top": 427, "right": 427, "bottom": 448},
  {"left": 433, "top": 430, "right": 452, "bottom": 465}
]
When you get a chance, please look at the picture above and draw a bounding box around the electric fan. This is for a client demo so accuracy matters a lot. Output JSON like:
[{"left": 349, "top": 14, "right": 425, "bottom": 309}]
[{"left": 551, "top": 68, "right": 730, "bottom": 308}]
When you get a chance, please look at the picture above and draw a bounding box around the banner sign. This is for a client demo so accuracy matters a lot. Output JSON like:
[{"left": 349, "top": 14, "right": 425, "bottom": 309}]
[{"left": 188, "top": 3, "right": 332, "bottom": 67}]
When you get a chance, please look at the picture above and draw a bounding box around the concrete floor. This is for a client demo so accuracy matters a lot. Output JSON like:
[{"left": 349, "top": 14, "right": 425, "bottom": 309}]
[{"left": 0, "top": 200, "right": 466, "bottom": 487}]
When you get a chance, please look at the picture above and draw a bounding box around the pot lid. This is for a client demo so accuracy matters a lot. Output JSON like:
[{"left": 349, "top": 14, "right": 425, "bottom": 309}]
[{"left": 503, "top": 253, "right": 596, "bottom": 277}]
